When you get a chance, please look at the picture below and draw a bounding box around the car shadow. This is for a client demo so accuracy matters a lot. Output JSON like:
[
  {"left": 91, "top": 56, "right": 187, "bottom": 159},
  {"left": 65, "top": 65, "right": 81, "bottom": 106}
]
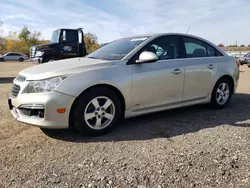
[
  {"left": 0, "top": 77, "right": 15, "bottom": 84},
  {"left": 42, "top": 93, "right": 250, "bottom": 142}
]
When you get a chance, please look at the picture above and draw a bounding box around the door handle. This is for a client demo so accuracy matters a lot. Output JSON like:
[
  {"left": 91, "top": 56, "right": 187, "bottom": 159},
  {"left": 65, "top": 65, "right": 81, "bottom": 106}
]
[
  {"left": 208, "top": 64, "right": 215, "bottom": 69},
  {"left": 172, "top": 68, "right": 182, "bottom": 74}
]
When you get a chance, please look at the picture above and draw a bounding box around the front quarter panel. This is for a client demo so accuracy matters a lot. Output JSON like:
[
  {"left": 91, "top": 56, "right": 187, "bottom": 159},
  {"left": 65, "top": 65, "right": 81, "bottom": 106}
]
[{"left": 55, "top": 61, "right": 132, "bottom": 110}]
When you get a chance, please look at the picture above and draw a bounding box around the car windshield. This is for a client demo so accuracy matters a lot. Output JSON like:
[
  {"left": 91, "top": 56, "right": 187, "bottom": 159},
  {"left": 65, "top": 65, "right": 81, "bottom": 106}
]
[
  {"left": 50, "top": 30, "right": 60, "bottom": 43},
  {"left": 86, "top": 37, "right": 149, "bottom": 60},
  {"left": 244, "top": 52, "right": 250, "bottom": 57}
]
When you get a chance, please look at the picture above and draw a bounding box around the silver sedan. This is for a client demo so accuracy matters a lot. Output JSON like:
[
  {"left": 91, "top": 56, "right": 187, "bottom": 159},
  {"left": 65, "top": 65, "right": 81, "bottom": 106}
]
[
  {"left": 9, "top": 33, "right": 239, "bottom": 136},
  {"left": 0, "top": 52, "right": 28, "bottom": 62}
]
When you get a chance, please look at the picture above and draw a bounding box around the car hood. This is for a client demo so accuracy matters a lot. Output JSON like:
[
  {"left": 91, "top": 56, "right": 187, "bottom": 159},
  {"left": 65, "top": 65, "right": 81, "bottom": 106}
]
[
  {"left": 32, "top": 43, "right": 56, "bottom": 50},
  {"left": 19, "top": 57, "right": 115, "bottom": 80}
]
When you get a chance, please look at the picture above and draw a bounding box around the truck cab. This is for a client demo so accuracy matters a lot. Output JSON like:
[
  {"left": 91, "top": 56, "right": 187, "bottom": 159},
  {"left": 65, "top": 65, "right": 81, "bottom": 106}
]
[{"left": 30, "top": 28, "right": 87, "bottom": 63}]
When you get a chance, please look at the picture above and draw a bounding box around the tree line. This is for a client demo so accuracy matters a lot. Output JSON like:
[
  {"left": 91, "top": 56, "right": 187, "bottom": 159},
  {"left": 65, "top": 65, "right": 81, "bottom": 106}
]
[
  {"left": 0, "top": 21, "right": 99, "bottom": 56},
  {"left": 218, "top": 44, "right": 250, "bottom": 48}
]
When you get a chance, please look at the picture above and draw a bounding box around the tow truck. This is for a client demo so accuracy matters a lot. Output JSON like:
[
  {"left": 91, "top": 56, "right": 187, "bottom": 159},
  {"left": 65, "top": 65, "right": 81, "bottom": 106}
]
[{"left": 30, "top": 28, "right": 87, "bottom": 63}]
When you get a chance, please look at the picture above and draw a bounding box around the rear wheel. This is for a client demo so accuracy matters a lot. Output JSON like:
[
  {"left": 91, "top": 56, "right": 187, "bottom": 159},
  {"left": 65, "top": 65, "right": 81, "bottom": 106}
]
[
  {"left": 210, "top": 78, "right": 233, "bottom": 109},
  {"left": 18, "top": 58, "right": 24, "bottom": 62},
  {"left": 72, "top": 87, "right": 122, "bottom": 136}
]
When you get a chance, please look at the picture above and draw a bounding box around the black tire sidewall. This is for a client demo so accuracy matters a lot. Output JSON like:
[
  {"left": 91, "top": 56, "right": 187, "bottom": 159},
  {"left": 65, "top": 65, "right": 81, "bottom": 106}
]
[
  {"left": 211, "top": 78, "right": 233, "bottom": 109},
  {"left": 19, "top": 58, "right": 24, "bottom": 62},
  {"left": 44, "top": 57, "right": 56, "bottom": 63},
  {"left": 72, "top": 87, "right": 122, "bottom": 136}
]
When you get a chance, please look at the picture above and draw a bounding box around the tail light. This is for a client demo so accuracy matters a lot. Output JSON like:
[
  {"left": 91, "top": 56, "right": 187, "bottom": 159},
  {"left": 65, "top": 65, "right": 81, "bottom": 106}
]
[{"left": 236, "top": 59, "right": 240, "bottom": 68}]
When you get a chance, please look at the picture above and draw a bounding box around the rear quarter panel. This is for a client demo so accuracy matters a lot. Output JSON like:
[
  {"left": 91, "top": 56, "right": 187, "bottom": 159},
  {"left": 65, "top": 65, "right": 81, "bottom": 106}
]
[{"left": 213, "top": 56, "right": 239, "bottom": 93}]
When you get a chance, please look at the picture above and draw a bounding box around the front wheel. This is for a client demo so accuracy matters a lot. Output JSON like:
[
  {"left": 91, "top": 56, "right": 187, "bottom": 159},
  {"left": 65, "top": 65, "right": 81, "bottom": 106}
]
[
  {"left": 210, "top": 78, "right": 233, "bottom": 109},
  {"left": 44, "top": 57, "right": 57, "bottom": 63},
  {"left": 72, "top": 87, "right": 122, "bottom": 136},
  {"left": 18, "top": 58, "right": 24, "bottom": 62}
]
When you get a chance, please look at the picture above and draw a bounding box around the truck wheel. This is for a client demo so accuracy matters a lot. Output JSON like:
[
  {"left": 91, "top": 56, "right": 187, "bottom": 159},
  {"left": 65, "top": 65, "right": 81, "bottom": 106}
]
[
  {"left": 72, "top": 87, "right": 122, "bottom": 136},
  {"left": 44, "top": 57, "right": 57, "bottom": 63}
]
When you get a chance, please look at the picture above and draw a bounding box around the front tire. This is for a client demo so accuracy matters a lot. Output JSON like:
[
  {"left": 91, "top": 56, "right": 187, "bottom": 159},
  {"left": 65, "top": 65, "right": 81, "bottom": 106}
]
[
  {"left": 44, "top": 57, "right": 57, "bottom": 63},
  {"left": 210, "top": 78, "right": 233, "bottom": 109},
  {"left": 72, "top": 87, "right": 122, "bottom": 136}
]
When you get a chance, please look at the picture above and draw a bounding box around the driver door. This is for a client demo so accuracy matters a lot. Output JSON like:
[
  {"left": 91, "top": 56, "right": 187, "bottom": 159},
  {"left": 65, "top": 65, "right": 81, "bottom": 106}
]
[
  {"left": 59, "top": 30, "right": 79, "bottom": 59},
  {"left": 131, "top": 35, "right": 185, "bottom": 111}
]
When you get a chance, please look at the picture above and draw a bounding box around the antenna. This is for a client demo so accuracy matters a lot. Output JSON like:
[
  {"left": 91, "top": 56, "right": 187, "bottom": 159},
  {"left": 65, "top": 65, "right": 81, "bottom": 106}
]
[{"left": 186, "top": 28, "right": 190, "bottom": 34}]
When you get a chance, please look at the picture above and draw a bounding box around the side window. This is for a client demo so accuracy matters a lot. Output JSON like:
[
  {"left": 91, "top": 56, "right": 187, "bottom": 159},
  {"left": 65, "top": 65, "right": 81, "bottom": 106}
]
[
  {"left": 206, "top": 44, "right": 223, "bottom": 57},
  {"left": 183, "top": 37, "right": 207, "bottom": 58},
  {"left": 7, "top": 53, "right": 14, "bottom": 56},
  {"left": 206, "top": 44, "right": 216, "bottom": 57},
  {"left": 144, "top": 36, "right": 181, "bottom": 60},
  {"left": 66, "top": 30, "right": 78, "bottom": 42}
]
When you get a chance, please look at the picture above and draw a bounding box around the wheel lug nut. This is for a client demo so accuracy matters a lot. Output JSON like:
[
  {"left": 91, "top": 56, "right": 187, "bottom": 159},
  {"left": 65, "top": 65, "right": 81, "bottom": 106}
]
[{"left": 98, "top": 115, "right": 101, "bottom": 118}]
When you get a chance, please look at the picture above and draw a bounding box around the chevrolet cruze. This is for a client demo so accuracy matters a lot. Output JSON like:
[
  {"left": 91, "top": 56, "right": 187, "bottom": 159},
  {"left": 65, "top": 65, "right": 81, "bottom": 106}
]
[{"left": 9, "top": 33, "right": 239, "bottom": 136}]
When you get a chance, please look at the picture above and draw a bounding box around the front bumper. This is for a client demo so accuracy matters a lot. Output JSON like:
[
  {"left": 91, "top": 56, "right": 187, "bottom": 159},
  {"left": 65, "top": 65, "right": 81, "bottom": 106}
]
[
  {"left": 9, "top": 91, "right": 76, "bottom": 129},
  {"left": 30, "top": 57, "right": 43, "bottom": 64}
]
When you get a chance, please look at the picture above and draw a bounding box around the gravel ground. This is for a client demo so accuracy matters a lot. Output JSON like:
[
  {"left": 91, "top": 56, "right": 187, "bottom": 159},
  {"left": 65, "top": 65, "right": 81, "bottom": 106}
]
[{"left": 0, "top": 62, "right": 249, "bottom": 188}]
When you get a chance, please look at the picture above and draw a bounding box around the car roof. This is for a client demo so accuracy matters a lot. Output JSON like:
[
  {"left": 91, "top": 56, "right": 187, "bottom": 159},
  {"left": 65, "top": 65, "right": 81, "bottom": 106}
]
[
  {"left": 122, "top": 33, "right": 206, "bottom": 40},
  {"left": 5, "top": 52, "right": 23, "bottom": 55}
]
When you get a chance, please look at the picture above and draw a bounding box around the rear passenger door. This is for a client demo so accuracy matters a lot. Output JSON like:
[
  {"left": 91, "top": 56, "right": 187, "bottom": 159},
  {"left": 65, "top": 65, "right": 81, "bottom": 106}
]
[{"left": 181, "top": 37, "right": 222, "bottom": 101}]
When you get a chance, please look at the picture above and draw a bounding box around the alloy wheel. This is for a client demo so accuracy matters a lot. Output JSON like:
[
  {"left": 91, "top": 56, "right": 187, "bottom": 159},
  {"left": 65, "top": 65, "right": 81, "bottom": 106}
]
[
  {"left": 84, "top": 96, "right": 115, "bottom": 130},
  {"left": 216, "top": 82, "right": 230, "bottom": 105}
]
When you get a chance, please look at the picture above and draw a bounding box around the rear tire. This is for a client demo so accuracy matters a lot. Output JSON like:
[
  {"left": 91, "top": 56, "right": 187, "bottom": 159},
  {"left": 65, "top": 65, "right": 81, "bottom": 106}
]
[
  {"left": 72, "top": 87, "right": 122, "bottom": 136},
  {"left": 19, "top": 58, "right": 24, "bottom": 62},
  {"left": 210, "top": 78, "right": 233, "bottom": 109}
]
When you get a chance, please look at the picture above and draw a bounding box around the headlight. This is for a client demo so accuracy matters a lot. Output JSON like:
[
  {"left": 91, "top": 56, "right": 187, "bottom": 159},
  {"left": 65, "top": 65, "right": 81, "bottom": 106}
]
[
  {"left": 27, "top": 76, "right": 66, "bottom": 93},
  {"left": 35, "top": 51, "right": 44, "bottom": 57}
]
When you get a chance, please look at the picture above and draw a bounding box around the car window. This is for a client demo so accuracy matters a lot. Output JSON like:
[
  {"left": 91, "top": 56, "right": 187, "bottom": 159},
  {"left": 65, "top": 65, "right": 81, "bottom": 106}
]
[
  {"left": 183, "top": 37, "right": 207, "bottom": 58},
  {"left": 65, "top": 30, "right": 78, "bottom": 42},
  {"left": 87, "top": 37, "right": 149, "bottom": 60},
  {"left": 6, "top": 53, "right": 15, "bottom": 56},
  {"left": 144, "top": 36, "right": 181, "bottom": 60},
  {"left": 206, "top": 44, "right": 216, "bottom": 57}
]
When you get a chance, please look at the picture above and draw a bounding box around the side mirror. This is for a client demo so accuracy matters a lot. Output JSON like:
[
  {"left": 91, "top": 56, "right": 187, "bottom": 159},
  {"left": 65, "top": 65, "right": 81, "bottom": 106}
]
[{"left": 136, "top": 51, "right": 158, "bottom": 64}]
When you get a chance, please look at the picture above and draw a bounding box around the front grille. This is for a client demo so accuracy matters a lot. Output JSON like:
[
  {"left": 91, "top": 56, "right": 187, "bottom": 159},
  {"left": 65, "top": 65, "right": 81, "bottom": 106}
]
[
  {"left": 11, "top": 84, "right": 21, "bottom": 97},
  {"left": 30, "top": 47, "right": 36, "bottom": 58}
]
